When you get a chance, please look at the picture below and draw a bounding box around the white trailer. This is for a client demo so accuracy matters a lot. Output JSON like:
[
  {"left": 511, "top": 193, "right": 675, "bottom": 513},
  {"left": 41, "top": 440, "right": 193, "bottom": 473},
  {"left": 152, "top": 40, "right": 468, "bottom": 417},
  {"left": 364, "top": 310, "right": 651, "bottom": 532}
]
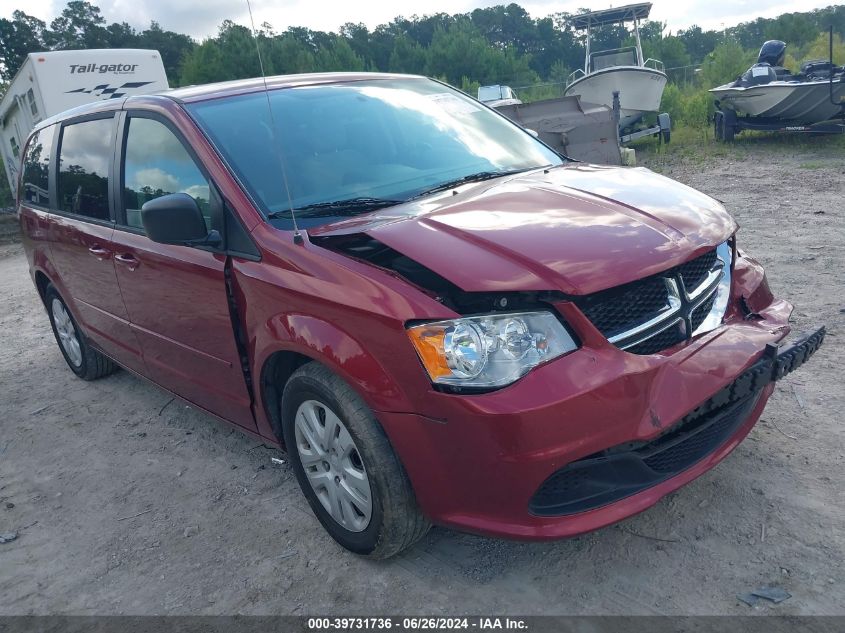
[{"left": 0, "top": 49, "right": 169, "bottom": 197}]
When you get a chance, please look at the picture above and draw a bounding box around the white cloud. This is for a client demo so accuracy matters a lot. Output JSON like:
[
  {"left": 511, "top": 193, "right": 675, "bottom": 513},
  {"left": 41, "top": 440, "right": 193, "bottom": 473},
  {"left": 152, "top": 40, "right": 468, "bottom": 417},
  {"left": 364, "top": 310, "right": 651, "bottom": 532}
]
[
  {"left": 59, "top": 119, "right": 112, "bottom": 175},
  {"left": 184, "top": 183, "right": 210, "bottom": 200},
  {"left": 132, "top": 167, "right": 179, "bottom": 192}
]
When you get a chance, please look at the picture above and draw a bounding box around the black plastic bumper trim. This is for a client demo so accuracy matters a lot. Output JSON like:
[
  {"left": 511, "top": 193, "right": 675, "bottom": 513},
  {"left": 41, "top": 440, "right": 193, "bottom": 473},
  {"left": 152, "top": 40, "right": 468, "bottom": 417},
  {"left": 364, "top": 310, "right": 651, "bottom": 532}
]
[{"left": 529, "top": 326, "right": 826, "bottom": 517}]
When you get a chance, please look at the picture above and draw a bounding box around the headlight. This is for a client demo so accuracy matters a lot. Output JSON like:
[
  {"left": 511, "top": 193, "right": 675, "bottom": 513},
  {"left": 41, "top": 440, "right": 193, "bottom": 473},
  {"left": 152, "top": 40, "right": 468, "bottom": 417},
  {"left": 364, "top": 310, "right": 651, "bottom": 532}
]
[{"left": 406, "top": 311, "right": 578, "bottom": 389}]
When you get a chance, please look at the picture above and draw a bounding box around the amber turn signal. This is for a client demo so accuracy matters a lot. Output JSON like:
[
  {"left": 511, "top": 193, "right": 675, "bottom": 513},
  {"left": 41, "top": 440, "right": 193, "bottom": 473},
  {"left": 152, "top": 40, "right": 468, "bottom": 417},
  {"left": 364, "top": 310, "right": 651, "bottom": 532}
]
[{"left": 406, "top": 325, "right": 452, "bottom": 379}]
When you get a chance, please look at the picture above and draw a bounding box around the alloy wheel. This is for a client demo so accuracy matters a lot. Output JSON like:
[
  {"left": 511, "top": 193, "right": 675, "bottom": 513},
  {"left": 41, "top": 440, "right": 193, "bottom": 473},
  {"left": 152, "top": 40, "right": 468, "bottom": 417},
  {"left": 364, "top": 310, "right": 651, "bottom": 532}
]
[{"left": 52, "top": 298, "right": 82, "bottom": 367}]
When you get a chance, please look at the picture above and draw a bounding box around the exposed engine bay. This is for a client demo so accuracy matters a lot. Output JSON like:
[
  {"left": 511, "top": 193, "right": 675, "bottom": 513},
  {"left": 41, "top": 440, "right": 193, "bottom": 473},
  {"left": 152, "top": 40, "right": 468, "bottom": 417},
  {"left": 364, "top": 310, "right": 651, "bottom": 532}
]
[{"left": 312, "top": 233, "right": 563, "bottom": 315}]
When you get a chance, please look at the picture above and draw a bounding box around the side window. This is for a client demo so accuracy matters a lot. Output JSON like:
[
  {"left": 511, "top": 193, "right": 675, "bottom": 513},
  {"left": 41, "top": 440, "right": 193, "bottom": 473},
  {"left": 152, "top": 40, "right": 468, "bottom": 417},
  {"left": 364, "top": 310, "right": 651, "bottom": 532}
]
[
  {"left": 21, "top": 125, "right": 55, "bottom": 207},
  {"left": 122, "top": 117, "right": 212, "bottom": 231},
  {"left": 27, "top": 89, "right": 39, "bottom": 118},
  {"left": 57, "top": 118, "right": 113, "bottom": 221}
]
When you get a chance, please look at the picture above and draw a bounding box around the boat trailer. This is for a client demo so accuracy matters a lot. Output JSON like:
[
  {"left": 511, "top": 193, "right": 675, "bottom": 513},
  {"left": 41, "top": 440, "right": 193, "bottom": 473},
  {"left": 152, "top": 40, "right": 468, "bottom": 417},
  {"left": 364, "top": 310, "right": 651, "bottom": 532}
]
[
  {"left": 713, "top": 106, "right": 845, "bottom": 142},
  {"left": 612, "top": 90, "right": 671, "bottom": 144}
]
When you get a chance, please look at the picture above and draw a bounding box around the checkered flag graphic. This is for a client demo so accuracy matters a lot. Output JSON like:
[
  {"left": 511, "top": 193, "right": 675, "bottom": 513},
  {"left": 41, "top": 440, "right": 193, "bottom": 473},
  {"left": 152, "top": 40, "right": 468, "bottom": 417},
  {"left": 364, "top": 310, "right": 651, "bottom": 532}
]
[{"left": 66, "top": 81, "right": 155, "bottom": 99}]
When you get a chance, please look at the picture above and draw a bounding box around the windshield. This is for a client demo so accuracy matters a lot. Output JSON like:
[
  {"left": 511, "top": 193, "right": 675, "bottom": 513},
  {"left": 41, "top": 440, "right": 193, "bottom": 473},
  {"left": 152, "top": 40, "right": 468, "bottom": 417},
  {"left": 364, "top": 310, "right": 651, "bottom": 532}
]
[
  {"left": 590, "top": 48, "right": 639, "bottom": 72},
  {"left": 187, "top": 78, "right": 562, "bottom": 228}
]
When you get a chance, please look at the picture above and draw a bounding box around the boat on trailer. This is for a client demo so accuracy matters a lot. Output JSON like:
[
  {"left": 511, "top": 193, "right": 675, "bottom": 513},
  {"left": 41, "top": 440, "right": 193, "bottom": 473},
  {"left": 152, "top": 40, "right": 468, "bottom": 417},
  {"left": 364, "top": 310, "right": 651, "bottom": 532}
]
[
  {"left": 710, "top": 35, "right": 845, "bottom": 141},
  {"left": 564, "top": 2, "right": 668, "bottom": 130}
]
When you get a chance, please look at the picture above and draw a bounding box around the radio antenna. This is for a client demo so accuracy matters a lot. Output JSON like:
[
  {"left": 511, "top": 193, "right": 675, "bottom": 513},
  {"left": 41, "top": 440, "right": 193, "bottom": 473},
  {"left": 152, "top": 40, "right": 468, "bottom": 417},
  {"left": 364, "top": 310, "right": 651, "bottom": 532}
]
[{"left": 245, "top": 0, "right": 303, "bottom": 243}]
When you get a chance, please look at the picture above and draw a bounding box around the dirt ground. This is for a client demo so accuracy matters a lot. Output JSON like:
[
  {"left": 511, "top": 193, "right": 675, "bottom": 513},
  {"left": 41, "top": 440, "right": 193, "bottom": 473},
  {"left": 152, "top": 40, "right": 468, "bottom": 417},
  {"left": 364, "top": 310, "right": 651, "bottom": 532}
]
[{"left": 1, "top": 139, "right": 843, "bottom": 616}]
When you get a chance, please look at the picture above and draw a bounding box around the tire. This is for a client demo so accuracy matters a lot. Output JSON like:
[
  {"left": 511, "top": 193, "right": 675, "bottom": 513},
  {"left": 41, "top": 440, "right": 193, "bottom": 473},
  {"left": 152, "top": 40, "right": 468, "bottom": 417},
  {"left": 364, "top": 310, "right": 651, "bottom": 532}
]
[
  {"left": 281, "top": 362, "right": 430, "bottom": 558},
  {"left": 715, "top": 111, "right": 736, "bottom": 142},
  {"left": 714, "top": 112, "right": 725, "bottom": 141},
  {"left": 45, "top": 284, "right": 117, "bottom": 381},
  {"left": 662, "top": 127, "right": 670, "bottom": 144}
]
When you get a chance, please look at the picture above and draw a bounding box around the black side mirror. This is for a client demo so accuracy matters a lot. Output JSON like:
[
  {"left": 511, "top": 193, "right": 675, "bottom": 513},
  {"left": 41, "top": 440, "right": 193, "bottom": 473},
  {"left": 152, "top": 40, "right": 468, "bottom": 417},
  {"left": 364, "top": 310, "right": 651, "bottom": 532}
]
[{"left": 141, "top": 193, "right": 222, "bottom": 248}]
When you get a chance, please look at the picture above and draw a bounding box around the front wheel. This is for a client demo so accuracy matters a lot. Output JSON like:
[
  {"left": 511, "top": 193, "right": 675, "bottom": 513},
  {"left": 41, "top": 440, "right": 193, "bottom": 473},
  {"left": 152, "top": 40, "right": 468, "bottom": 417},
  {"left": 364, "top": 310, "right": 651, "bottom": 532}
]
[{"left": 281, "top": 362, "right": 430, "bottom": 558}]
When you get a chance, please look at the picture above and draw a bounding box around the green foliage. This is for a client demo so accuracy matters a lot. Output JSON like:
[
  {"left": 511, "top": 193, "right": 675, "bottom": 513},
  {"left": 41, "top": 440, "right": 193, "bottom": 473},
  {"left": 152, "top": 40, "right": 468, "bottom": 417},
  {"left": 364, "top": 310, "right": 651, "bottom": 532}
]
[
  {"left": 314, "top": 37, "right": 366, "bottom": 72},
  {"left": 0, "top": 11, "right": 47, "bottom": 81},
  {"left": 459, "top": 76, "right": 480, "bottom": 98},
  {"left": 660, "top": 83, "right": 713, "bottom": 127},
  {"left": 0, "top": 3, "right": 193, "bottom": 84},
  {"left": 388, "top": 35, "right": 427, "bottom": 74},
  {"left": 514, "top": 83, "right": 565, "bottom": 103},
  {"left": 548, "top": 60, "right": 570, "bottom": 83},
  {"left": 699, "top": 40, "right": 755, "bottom": 88},
  {"left": 425, "top": 20, "right": 538, "bottom": 86},
  {"left": 178, "top": 38, "right": 225, "bottom": 85},
  {"left": 675, "top": 26, "right": 719, "bottom": 63},
  {"left": 45, "top": 1, "right": 105, "bottom": 50},
  {"left": 762, "top": 13, "right": 817, "bottom": 48},
  {"left": 137, "top": 22, "right": 196, "bottom": 86},
  {"left": 641, "top": 34, "right": 690, "bottom": 70},
  {"left": 1, "top": 0, "right": 844, "bottom": 111},
  {"left": 266, "top": 35, "right": 318, "bottom": 75},
  {"left": 803, "top": 31, "right": 845, "bottom": 66}
]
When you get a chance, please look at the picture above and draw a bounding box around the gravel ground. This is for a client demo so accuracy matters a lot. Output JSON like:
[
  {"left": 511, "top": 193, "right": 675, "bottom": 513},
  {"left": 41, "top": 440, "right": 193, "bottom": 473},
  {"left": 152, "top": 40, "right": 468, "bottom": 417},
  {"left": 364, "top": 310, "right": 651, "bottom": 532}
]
[{"left": 0, "top": 139, "right": 843, "bottom": 615}]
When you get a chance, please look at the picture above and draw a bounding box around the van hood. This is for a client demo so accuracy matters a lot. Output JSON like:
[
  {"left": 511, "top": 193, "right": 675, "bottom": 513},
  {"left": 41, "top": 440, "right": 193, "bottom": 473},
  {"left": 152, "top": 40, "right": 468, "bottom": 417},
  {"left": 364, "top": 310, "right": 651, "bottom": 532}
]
[{"left": 309, "top": 164, "right": 737, "bottom": 296}]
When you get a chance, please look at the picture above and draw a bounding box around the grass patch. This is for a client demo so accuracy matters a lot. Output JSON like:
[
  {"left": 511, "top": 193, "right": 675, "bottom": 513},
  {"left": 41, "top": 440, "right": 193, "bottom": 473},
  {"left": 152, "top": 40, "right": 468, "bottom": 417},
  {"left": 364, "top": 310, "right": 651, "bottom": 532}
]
[
  {"left": 631, "top": 121, "right": 845, "bottom": 170},
  {"left": 630, "top": 123, "right": 739, "bottom": 167}
]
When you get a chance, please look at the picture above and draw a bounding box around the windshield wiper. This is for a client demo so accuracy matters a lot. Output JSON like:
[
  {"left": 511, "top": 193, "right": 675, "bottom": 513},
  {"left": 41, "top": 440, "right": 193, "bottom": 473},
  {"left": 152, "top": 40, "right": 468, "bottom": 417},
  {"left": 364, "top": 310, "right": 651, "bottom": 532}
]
[
  {"left": 267, "top": 197, "right": 403, "bottom": 220},
  {"left": 408, "top": 168, "right": 540, "bottom": 201}
]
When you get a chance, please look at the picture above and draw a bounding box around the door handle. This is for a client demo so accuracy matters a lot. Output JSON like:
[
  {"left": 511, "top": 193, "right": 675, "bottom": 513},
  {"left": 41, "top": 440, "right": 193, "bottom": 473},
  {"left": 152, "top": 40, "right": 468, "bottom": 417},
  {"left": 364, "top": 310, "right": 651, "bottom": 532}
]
[
  {"left": 87, "top": 245, "right": 111, "bottom": 260},
  {"left": 114, "top": 253, "right": 140, "bottom": 271}
]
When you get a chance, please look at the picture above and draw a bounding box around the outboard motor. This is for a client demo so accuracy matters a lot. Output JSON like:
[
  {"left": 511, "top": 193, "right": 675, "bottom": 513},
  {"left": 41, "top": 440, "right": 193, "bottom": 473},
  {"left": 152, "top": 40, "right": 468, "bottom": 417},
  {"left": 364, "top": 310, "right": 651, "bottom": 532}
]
[
  {"left": 732, "top": 40, "right": 787, "bottom": 86},
  {"left": 758, "top": 40, "right": 786, "bottom": 67}
]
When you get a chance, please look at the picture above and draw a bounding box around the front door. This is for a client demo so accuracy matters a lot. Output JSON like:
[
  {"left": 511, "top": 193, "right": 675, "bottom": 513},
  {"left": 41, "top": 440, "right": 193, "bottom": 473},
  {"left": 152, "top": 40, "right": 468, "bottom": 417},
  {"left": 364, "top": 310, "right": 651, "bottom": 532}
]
[
  {"left": 48, "top": 115, "right": 144, "bottom": 373},
  {"left": 110, "top": 113, "right": 254, "bottom": 429}
]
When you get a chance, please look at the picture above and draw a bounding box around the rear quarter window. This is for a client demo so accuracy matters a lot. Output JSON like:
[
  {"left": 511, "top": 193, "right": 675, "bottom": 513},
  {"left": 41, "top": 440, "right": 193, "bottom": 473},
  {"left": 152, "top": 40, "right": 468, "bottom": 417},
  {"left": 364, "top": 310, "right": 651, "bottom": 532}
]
[
  {"left": 57, "top": 117, "right": 114, "bottom": 221},
  {"left": 21, "top": 125, "right": 56, "bottom": 207}
]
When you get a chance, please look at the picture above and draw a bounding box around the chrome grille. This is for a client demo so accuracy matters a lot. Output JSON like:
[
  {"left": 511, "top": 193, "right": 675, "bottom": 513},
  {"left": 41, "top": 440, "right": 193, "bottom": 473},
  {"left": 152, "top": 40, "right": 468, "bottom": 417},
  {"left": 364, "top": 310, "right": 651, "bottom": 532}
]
[
  {"left": 690, "top": 290, "right": 718, "bottom": 332},
  {"left": 576, "top": 243, "right": 731, "bottom": 355},
  {"left": 625, "top": 320, "right": 687, "bottom": 356},
  {"left": 677, "top": 249, "right": 718, "bottom": 291},
  {"left": 577, "top": 276, "right": 669, "bottom": 338}
]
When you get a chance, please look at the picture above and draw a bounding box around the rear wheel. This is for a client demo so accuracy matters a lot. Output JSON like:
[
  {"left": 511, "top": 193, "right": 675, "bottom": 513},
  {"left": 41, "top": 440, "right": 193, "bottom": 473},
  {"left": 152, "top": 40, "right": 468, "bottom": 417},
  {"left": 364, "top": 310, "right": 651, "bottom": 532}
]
[
  {"left": 714, "top": 112, "right": 725, "bottom": 141},
  {"left": 282, "top": 362, "right": 430, "bottom": 558},
  {"left": 714, "top": 111, "right": 735, "bottom": 142},
  {"left": 45, "top": 284, "right": 117, "bottom": 380}
]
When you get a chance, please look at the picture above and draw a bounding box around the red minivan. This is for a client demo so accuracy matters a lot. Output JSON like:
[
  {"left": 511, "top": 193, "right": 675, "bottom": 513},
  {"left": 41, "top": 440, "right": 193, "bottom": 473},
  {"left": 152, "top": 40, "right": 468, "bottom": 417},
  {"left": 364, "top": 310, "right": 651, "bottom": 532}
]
[{"left": 18, "top": 73, "right": 824, "bottom": 558}]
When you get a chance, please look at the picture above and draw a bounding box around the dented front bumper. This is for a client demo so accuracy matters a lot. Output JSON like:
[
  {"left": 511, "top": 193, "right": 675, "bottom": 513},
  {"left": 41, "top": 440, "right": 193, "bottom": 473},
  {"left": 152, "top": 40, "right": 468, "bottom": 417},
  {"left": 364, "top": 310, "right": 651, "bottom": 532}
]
[
  {"left": 528, "top": 326, "right": 825, "bottom": 517},
  {"left": 376, "top": 253, "right": 826, "bottom": 540}
]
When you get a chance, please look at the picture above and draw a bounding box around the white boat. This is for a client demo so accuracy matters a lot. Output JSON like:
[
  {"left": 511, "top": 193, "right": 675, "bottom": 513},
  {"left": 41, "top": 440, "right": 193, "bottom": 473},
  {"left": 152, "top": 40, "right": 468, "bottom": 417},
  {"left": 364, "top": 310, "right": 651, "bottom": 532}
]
[
  {"left": 710, "top": 41, "right": 845, "bottom": 124},
  {"left": 564, "top": 2, "right": 667, "bottom": 128},
  {"left": 477, "top": 85, "right": 522, "bottom": 108}
]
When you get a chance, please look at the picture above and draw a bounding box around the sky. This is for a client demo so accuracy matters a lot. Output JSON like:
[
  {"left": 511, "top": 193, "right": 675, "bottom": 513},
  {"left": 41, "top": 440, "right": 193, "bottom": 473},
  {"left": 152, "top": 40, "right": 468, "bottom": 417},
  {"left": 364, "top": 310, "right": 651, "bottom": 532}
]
[{"left": 3, "top": 0, "right": 838, "bottom": 40}]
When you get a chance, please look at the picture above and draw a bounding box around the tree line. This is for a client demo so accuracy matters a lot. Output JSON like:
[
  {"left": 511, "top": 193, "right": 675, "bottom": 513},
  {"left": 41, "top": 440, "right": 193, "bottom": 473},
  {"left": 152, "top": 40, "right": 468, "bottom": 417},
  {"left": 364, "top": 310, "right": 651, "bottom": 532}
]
[{"left": 2, "top": 1, "right": 845, "bottom": 90}]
